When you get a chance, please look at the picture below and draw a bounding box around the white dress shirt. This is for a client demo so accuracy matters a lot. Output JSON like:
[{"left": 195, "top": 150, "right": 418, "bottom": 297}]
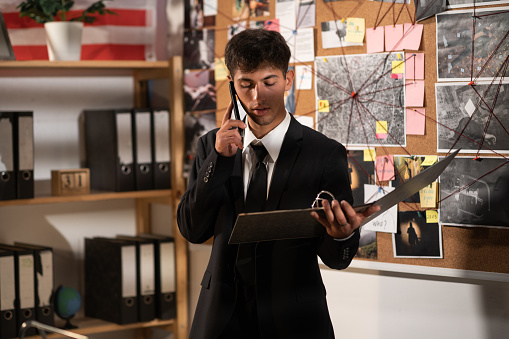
[{"left": 242, "top": 112, "right": 292, "bottom": 199}]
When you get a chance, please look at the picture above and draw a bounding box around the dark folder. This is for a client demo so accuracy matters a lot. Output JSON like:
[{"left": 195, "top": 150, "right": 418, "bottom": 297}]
[
  {"left": 84, "top": 238, "right": 138, "bottom": 324},
  {"left": 14, "top": 243, "right": 54, "bottom": 327},
  {"left": 116, "top": 235, "right": 156, "bottom": 322},
  {"left": 83, "top": 109, "right": 135, "bottom": 192},
  {"left": 229, "top": 150, "right": 460, "bottom": 244},
  {"left": 0, "top": 249, "right": 17, "bottom": 339},
  {"left": 138, "top": 233, "right": 176, "bottom": 319},
  {"left": 0, "top": 112, "right": 16, "bottom": 201},
  {"left": 14, "top": 112, "right": 34, "bottom": 199},
  {"left": 0, "top": 245, "right": 36, "bottom": 337},
  {"left": 132, "top": 109, "right": 154, "bottom": 190},
  {"left": 151, "top": 109, "right": 172, "bottom": 189}
]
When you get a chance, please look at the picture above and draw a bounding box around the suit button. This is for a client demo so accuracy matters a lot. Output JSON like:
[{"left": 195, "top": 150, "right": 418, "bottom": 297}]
[{"left": 204, "top": 177, "right": 209, "bottom": 183}]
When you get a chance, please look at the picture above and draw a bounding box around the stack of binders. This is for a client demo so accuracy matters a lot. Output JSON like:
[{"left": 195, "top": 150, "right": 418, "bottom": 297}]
[
  {"left": 0, "top": 243, "right": 53, "bottom": 338},
  {"left": 0, "top": 112, "right": 35, "bottom": 201},
  {"left": 84, "top": 235, "right": 176, "bottom": 324},
  {"left": 83, "top": 108, "right": 171, "bottom": 192}
]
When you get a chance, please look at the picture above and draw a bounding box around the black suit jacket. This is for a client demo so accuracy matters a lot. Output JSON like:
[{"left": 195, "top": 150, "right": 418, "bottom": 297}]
[{"left": 178, "top": 115, "right": 360, "bottom": 339}]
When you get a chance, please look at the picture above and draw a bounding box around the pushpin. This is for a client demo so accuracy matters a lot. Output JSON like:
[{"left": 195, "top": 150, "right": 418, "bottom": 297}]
[
  {"left": 351, "top": 91, "right": 357, "bottom": 98},
  {"left": 468, "top": 81, "right": 475, "bottom": 86}
]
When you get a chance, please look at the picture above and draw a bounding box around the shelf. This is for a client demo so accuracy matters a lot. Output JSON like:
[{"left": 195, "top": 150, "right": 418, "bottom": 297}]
[
  {"left": 0, "top": 60, "right": 169, "bottom": 70},
  {"left": 0, "top": 189, "right": 172, "bottom": 207},
  {"left": 24, "top": 317, "right": 175, "bottom": 338}
]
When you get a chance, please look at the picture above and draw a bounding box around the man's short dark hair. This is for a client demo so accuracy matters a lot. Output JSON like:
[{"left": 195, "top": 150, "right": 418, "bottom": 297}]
[{"left": 225, "top": 28, "right": 291, "bottom": 78}]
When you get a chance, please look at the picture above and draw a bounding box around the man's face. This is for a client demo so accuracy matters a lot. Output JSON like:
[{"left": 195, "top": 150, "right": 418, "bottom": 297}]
[{"left": 232, "top": 66, "right": 294, "bottom": 138}]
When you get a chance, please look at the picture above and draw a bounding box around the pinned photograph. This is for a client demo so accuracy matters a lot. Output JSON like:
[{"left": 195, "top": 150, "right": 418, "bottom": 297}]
[
  {"left": 439, "top": 157, "right": 509, "bottom": 228},
  {"left": 436, "top": 7, "right": 509, "bottom": 81},
  {"left": 393, "top": 210, "right": 443, "bottom": 258},
  {"left": 436, "top": 82, "right": 509, "bottom": 153}
]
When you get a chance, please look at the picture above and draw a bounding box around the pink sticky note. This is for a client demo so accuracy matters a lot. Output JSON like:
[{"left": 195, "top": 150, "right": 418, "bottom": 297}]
[
  {"left": 405, "top": 53, "right": 425, "bottom": 80},
  {"left": 402, "top": 23, "right": 423, "bottom": 50},
  {"left": 265, "top": 19, "right": 280, "bottom": 32},
  {"left": 376, "top": 155, "right": 395, "bottom": 181},
  {"left": 385, "top": 24, "right": 404, "bottom": 52},
  {"left": 366, "top": 27, "right": 384, "bottom": 54},
  {"left": 406, "top": 108, "right": 426, "bottom": 135},
  {"left": 405, "top": 80, "right": 425, "bottom": 107}
]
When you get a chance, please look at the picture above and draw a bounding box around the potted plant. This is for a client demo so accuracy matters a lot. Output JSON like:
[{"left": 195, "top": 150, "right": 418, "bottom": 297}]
[{"left": 17, "top": 0, "right": 116, "bottom": 61}]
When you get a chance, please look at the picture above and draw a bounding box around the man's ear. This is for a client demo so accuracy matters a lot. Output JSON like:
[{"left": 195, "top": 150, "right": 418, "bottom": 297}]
[
  {"left": 227, "top": 74, "right": 232, "bottom": 81},
  {"left": 285, "top": 69, "right": 295, "bottom": 91}
]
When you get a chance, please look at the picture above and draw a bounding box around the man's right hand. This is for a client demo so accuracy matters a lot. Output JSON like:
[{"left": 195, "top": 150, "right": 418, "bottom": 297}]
[{"left": 215, "top": 101, "right": 246, "bottom": 157}]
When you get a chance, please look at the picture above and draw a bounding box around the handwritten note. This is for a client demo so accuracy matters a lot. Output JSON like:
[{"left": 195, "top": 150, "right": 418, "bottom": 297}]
[
  {"left": 376, "top": 154, "right": 395, "bottom": 181},
  {"left": 376, "top": 120, "right": 388, "bottom": 139},
  {"left": 318, "top": 100, "right": 329, "bottom": 112},
  {"left": 345, "top": 18, "right": 365, "bottom": 43},
  {"left": 214, "top": 57, "right": 228, "bottom": 81},
  {"left": 402, "top": 23, "right": 424, "bottom": 51},
  {"left": 426, "top": 210, "right": 439, "bottom": 223},
  {"left": 421, "top": 156, "right": 438, "bottom": 166},
  {"left": 385, "top": 24, "right": 404, "bottom": 51},
  {"left": 406, "top": 53, "right": 425, "bottom": 80},
  {"left": 364, "top": 149, "right": 376, "bottom": 162},
  {"left": 366, "top": 27, "right": 384, "bottom": 53},
  {"left": 419, "top": 182, "right": 438, "bottom": 208},
  {"left": 363, "top": 185, "right": 397, "bottom": 233},
  {"left": 296, "top": 65, "right": 312, "bottom": 90},
  {"left": 405, "top": 80, "right": 425, "bottom": 107},
  {"left": 406, "top": 108, "right": 425, "bottom": 135},
  {"left": 392, "top": 60, "right": 405, "bottom": 74}
]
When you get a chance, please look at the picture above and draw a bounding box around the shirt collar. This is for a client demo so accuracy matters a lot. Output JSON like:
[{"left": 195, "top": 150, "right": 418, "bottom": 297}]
[{"left": 243, "top": 111, "right": 292, "bottom": 163}]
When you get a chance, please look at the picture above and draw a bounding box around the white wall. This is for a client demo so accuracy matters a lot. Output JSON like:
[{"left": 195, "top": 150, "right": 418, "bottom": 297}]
[{"left": 188, "top": 244, "right": 509, "bottom": 339}]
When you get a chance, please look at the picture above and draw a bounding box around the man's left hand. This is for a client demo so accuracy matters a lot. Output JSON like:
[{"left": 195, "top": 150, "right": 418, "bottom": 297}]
[{"left": 311, "top": 200, "right": 381, "bottom": 240}]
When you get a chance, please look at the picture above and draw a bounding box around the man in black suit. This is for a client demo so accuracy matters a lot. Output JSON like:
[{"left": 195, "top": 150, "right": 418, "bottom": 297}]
[{"left": 177, "top": 28, "right": 379, "bottom": 339}]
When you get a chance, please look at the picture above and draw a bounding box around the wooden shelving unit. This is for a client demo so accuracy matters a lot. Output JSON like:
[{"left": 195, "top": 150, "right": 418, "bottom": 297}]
[{"left": 0, "top": 57, "right": 188, "bottom": 339}]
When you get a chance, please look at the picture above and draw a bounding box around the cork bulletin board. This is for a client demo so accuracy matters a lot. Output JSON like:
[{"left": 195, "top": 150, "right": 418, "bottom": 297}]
[{"left": 184, "top": 0, "right": 509, "bottom": 274}]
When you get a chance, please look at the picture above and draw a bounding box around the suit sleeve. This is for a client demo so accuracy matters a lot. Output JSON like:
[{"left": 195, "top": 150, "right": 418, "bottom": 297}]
[
  {"left": 316, "top": 143, "right": 360, "bottom": 270},
  {"left": 177, "top": 131, "right": 236, "bottom": 244}
]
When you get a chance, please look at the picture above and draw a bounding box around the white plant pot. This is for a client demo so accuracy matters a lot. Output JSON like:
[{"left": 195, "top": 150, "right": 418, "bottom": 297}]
[{"left": 44, "top": 22, "right": 83, "bottom": 61}]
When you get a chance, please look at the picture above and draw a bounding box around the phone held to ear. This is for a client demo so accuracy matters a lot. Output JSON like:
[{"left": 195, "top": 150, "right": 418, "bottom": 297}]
[{"left": 229, "top": 81, "right": 244, "bottom": 140}]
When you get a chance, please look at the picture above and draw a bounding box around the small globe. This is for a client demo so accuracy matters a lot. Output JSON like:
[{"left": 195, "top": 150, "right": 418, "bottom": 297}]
[{"left": 54, "top": 286, "right": 81, "bottom": 329}]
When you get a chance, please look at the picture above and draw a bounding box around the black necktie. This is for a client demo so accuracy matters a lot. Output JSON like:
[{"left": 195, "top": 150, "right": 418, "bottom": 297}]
[
  {"left": 235, "top": 144, "right": 268, "bottom": 286},
  {"left": 245, "top": 144, "right": 268, "bottom": 213}
]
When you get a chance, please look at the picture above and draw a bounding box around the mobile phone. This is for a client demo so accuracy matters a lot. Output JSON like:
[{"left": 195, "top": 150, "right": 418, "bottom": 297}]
[{"left": 228, "top": 81, "right": 244, "bottom": 139}]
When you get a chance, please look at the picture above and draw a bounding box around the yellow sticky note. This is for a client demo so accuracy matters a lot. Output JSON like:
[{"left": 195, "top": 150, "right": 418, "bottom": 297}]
[
  {"left": 364, "top": 149, "right": 376, "bottom": 161},
  {"left": 345, "top": 18, "right": 365, "bottom": 43},
  {"left": 421, "top": 156, "right": 438, "bottom": 166},
  {"left": 376, "top": 121, "right": 388, "bottom": 134},
  {"left": 426, "top": 210, "right": 439, "bottom": 223},
  {"left": 419, "top": 182, "right": 438, "bottom": 208},
  {"left": 392, "top": 60, "right": 404, "bottom": 74},
  {"left": 318, "top": 100, "right": 329, "bottom": 113},
  {"left": 214, "top": 57, "right": 228, "bottom": 81}
]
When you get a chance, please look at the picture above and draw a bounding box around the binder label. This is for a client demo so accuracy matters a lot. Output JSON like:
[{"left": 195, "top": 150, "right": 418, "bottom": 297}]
[
  {"left": 136, "top": 112, "right": 152, "bottom": 163},
  {"left": 154, "top": 111, "right": 171, "bottom": 163},
  {"left": 140, "top": 244, "right": 155, "bottom": 296},
  {"left": 121, "top": 246, "right": 137, "bottom": 298},
  {"left": 18, "top": 116, "right": 34, "bottom": 171},
  {"left": 160, "top": 243, "right": 176, "bottom": 293},
  {"left": 18, "top": 254, "right": 35, "bottom": 309},
  {"left": 38, "top": 251, "right": 54, "bottom": 307},
  {"left": 116, "top": 113, "right": 134, "bottom": 165},
  {"left": 0, "top": 256, "right": 15, "bottom": 311},
  {"left": 0, "top": 118, "right": 14, "bottom": 171}
]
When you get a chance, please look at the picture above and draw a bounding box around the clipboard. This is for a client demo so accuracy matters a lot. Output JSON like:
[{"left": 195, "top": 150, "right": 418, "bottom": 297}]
[{"left": 228, "top": 149, "right": 459, "bottom": 244}]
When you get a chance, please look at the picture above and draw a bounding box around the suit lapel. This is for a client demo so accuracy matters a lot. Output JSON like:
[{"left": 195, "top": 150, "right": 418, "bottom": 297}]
[{"left": 266, "top": 116, "right": 303, "bottom": 211}]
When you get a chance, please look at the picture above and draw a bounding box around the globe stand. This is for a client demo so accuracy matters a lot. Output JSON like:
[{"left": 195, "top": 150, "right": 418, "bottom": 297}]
[
  {"left": 62, "top": 317, "right": 78, "bottom": 330},
  {"left": 53, "top": 285, "right": 82, "bottom": 331}
]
